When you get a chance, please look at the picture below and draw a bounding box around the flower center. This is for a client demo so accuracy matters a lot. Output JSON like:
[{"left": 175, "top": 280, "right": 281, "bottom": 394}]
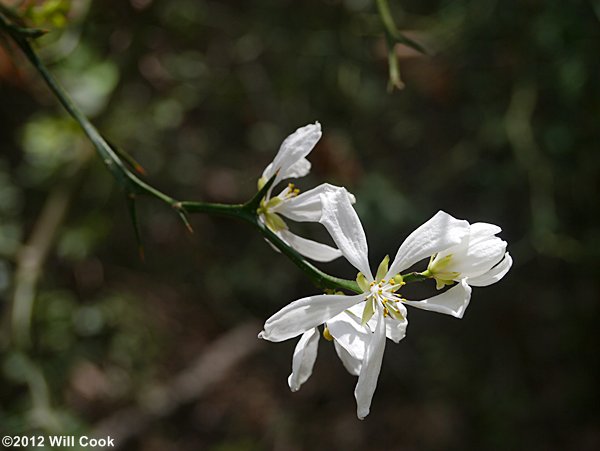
[
  {"left": 365, "top": 279, "right": 405, "bottom": 320},
  {"left": 256, "top": 184, "right": 301, "bottom": 233},
  {"left": 356, "top": 256, "right": 406, "bottom": 325},
  {"left": 426, "top": 253, "right": 461, "bottom": 290}
]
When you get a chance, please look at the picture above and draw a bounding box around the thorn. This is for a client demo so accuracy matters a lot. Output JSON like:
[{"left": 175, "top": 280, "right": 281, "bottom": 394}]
[
  {"left": 20, "top": 27, "right": 49, "bottom": 39},
  {"left": 177, "top": 210, "right": 194, "bottom": 234},
  {"left": 132, "top": 162, "right": 147, "bottom": 176},
  {"left": 126, "top": 193, "right": 145, "bottom": 260},
  {"left": 107, "top": 139, "right": 147, "bottom": 176}
]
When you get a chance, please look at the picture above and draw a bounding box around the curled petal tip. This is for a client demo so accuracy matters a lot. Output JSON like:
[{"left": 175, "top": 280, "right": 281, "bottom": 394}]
[{"left": 258, "top": 331, "right": 266, "bottom": 339}]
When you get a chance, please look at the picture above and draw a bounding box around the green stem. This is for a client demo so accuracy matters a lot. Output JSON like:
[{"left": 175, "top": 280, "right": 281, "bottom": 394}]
[
  {"left": 0, "top": 15, "right": 384, "bottom": 296},
  {"left": 179, "top": 201, "right": 251, "bottom": 221},
  {"left": 375, "top": 0, "right": 428, "bottom": 55},
  {"left": 0, "top": 13, "right": 135, "bottom": 190},
  {"left": 375, "top": 0, "right": 428, "bottom": 91},
  {"left": 255, "top": 221, "right": 361, "bottom": 293},
  {"left": 179, "top": 200, "right": 361, "bottom": 293},
  {"left": 401, "top": 271, "right": 430, "bottom": 284}
]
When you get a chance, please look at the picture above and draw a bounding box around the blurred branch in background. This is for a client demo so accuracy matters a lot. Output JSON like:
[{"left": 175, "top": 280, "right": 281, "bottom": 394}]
[
  {"left": 375, "top": 0, "right": 428, "bottom": 91},
  {"left": 505, "top": 82, "right": 581, "bottom": 261},
  {"left": 10, "top": 144, "right": 92, "bottom": 349},
  {"left": 91, "top": 321, "right": 263, "bottom": 450},
  {"left": 3, "top": 141, "right": 93, "bottom": 432}
]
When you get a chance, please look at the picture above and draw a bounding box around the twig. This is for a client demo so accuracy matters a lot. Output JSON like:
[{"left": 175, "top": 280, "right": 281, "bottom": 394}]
[
  {"left": 0, "top": 13, "right": 363, "bottom": 294},
  {"left": 375, "top": 0, "right": 428, "bottom": 91}
]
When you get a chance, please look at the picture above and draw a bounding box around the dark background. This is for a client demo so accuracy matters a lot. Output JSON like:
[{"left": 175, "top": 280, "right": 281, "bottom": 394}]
[{"left": 1, "top": 0, "right": 599, "bottom": 449}]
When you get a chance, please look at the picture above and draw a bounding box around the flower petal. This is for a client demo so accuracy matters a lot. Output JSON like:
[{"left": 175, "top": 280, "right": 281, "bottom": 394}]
[
  {"left": 259, "top": 293, "right": 367, "bottom": 342},
  {"left": 355, "top": 305, "right": 386, "bottom": 420},
  {"left": 386, "top": 211, "right": 470, "bottom": 278},
  {"left": 288, "top": 328, "right": 320, "bottom": 392},
  {"left": 334, "top": 340, "right": 362, "bottom": 376},
  {"left": 470, "top": 222, "right": 502, "bottom": 237},
  {"left": 262, "top": 122, "right": 321, "bottom": 186},
  {"left": 385, "top": 305, "right": 408, "bottom": 343},
  {"left": 320, "top": 188, "right": 373, "bottom": 280},
  {"left": 468, "top": 252, "right": 513, "bottom": 287},
  {"left": 279, "top": 230, "right": 342, "bottom": 262},
  {"left": 276, "top": 183, "right": 354, "bottom": 223},
  {"left": 284, "top": 157, "right": 311, "bottom": 179},
  {"left": 402, "top": 278, "right": 472, "bottom": 319},
  {"left": 327, "top": 312, "right": 370, "bottom": 361},
  {"left": 446, "top": 236, "right": 507, "bottom": 278}
]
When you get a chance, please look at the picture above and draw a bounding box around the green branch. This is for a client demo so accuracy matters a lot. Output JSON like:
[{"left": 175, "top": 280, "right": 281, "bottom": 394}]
[
  {"left": 375, "top": 0, "right": 428, "bottom": 91},
  {"left": 401, "top": 271, "right": 429, "bottom": 284},
  {"left": 376, "top": 0, "right": 428, "bottom": 54},
  {"left": 0, "top": 14, "right": 363, "bottom": 295}
]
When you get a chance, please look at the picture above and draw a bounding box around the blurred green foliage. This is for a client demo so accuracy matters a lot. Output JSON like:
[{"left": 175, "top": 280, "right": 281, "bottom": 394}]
[{"left": 1, "top": 0, "right": 599, "bottom": 450}]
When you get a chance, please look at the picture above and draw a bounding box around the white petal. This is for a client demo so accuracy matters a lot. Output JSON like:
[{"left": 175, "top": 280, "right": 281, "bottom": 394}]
[
  {"left": 355, "top": 305, "right": 386, "bottom": 420},
  {"left": 283, "top": 157, "right": 311, "bottom": 179},
  {"left": 259, "top": 293, "right": 367, "bottom": 342},
  {"left": 262, "top": 122, "right": 321, "bottom": 186},
  {"left": 320, "top": 188, "right": 373, "bottom": 280},
  {"left": 288, "top": 328, "right": 320, "bottom": 392},
  {"left": 334, "top": 340, "right": 362, "bottom": 376},
  {"left": 279, "top": 230, "right": 342, "bottom": 262},
  {"left": 327, "top": 312, "right": 370, "bottom": 361},
  {"left": 385, "top": 306, "right": 408, "bottom": 343},
  {"left": 402, "top": 279, "right": 472, "bottom": 319},
  {"left": 387, "top": 211, "right": 470, "bottom": 278},
  {"left": 470, "top": 222, "right": 502, "bottom": 237},
  {"left": 276, "top": 183, "right": 354, "bottom": 223},
  {"left": 448, "top": 237, "right": 507, "bottom": 278},
  {"left": 468, "top": 252, "right": 513, "bottom": 287}
]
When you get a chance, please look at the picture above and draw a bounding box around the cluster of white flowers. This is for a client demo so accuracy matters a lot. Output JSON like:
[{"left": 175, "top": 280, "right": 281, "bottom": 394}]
[{"left": 257, "top": 122, "right": 512, "bottom": 419}]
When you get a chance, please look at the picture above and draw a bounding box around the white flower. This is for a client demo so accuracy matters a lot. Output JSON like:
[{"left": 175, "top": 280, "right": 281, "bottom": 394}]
[
  {"left": 425, "top": 223, "right": 513, "bottom": 289},
  {"left": 257, "top": 122, "right": 354, "bottom": 262},
  {"left": 259, "top": 187, "right": 476, "bottom": 419}
]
